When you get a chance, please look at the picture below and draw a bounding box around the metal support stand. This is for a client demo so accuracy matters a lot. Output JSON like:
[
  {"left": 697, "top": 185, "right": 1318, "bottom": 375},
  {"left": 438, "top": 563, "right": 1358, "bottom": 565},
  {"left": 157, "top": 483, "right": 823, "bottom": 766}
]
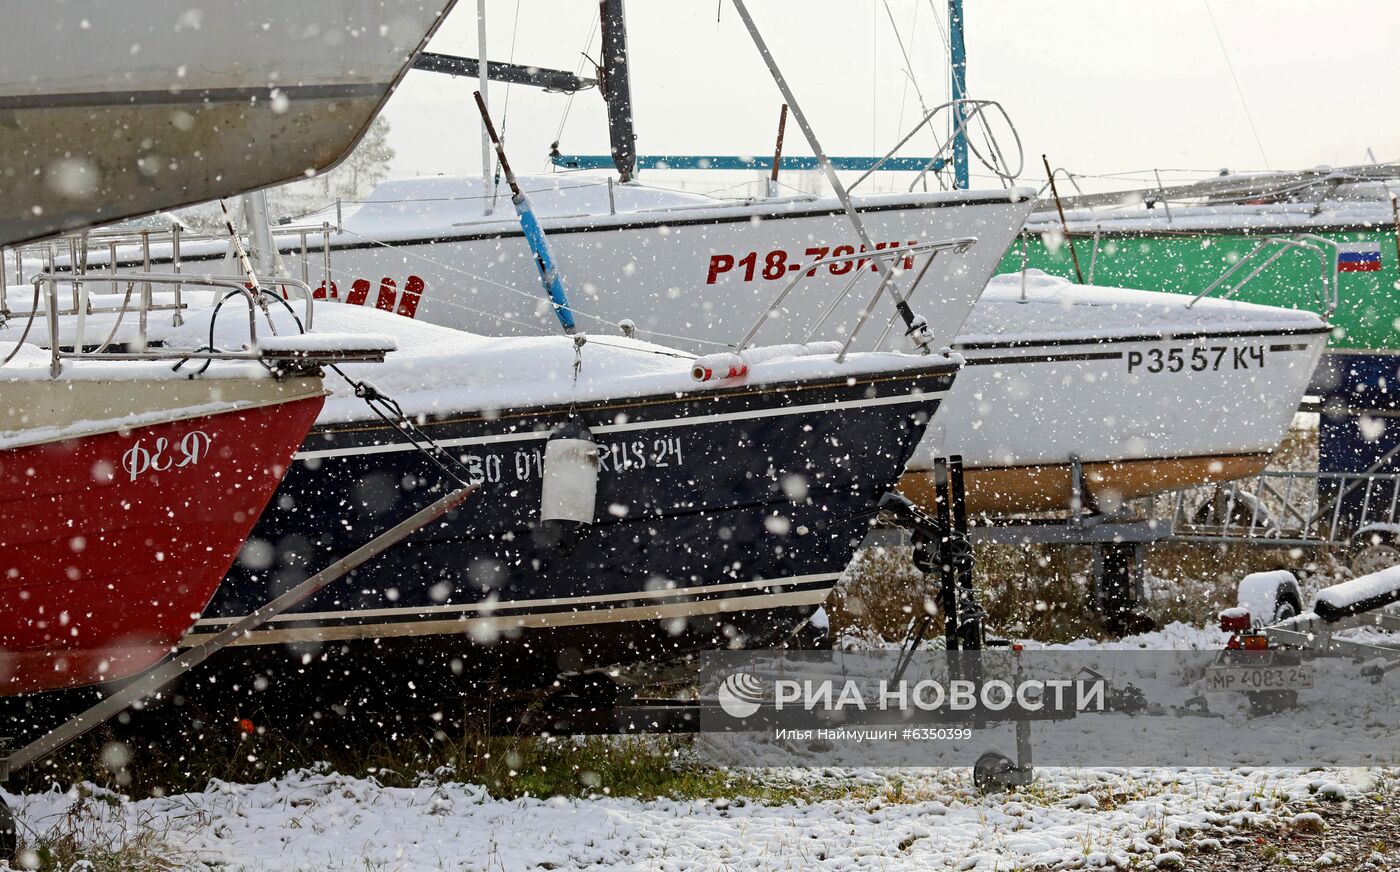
[
  {"left": 1092, "top": 541, "right": 1149, "bottom": 633},
  {"left": 0, "top": 487, "right": 474, "bottom": 786},
  {"left": 885, "top": 456, "right": 984, "bottom": 685}
]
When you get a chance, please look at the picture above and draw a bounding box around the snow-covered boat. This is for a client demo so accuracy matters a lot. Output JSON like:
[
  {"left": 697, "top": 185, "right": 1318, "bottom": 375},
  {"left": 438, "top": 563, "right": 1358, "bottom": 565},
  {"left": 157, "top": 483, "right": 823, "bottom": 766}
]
[
  {"left": 216, "top": 177, "right": 1327, "bottom": 517},
  {"left": 1008, "top": 164, "right": 1399, "bottom": 496},
  {"left": 0, "top": 336, "right": 332, "bottom": 695},
  {"left": 0, "top": 0, "right": 454, "bottom": 696},
  {"left": 68, "top": 174, "right": 1034, "bottom": 353},
  {"left": 134, "top": 301, "right": 954, "bottom": 696},
  {"left": 902, "top": 272, "right": 1328, "bottom": 515},
  {"left": 0, "top": 1, "right": 452, "bottom": 247}
]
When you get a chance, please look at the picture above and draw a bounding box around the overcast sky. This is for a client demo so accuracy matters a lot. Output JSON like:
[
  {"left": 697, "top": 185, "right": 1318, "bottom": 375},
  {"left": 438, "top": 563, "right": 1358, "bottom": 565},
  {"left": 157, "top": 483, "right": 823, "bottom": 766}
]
[{"left": 377, "top": 0, "right": 1400, "bottom": 195}]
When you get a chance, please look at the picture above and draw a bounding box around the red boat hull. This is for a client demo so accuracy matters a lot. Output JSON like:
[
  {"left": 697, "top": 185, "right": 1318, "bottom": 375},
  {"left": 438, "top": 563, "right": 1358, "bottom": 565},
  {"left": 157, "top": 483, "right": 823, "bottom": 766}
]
[{"left": 0, "top": 392, "right": 324, "bottom": 696}]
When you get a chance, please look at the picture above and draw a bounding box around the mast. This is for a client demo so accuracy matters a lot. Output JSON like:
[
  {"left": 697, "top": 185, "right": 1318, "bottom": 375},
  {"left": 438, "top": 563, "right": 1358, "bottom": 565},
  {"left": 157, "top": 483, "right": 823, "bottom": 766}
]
[
  {"left": 948, "top": 0, "right": 970, "bottom": 189},
  {"left": 599, "top": 0, "right": 636, "bottom": 183},
  {"left": 477, "top": 0, "right": 495, "bottom": 215}
]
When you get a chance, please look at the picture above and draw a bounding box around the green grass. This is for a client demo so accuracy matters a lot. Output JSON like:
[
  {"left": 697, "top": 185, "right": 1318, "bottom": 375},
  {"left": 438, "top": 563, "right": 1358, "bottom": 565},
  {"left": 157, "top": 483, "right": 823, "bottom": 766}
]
[{"left": 14, "top": 709, "right": 880, "bottom": 807}]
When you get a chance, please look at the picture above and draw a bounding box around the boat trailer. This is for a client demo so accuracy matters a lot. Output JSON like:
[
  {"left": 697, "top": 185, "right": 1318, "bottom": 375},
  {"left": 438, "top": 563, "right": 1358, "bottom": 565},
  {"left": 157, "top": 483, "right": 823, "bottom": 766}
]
[{"left": 1211, "top": 565, "right": 1400, "bottom": 716}]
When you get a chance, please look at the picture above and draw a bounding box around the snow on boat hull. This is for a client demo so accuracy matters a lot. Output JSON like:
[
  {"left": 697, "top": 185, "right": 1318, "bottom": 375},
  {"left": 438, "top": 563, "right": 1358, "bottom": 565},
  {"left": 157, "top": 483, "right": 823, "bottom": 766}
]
[
  {"left": 0, "top": 378, "right": 325, "bottom": 696},
  {"left": 903, "top": 276, "right": 1329, "bottom": 515},
  {"left": 179, "top": 362, "right": 953, "bottom": 695}
]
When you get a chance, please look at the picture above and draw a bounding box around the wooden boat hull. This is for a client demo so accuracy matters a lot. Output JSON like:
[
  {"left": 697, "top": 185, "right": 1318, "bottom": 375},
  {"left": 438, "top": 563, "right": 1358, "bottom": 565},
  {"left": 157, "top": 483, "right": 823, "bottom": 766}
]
[{"left": 900, "top": 452, "right": 1269, "bottom": 516}]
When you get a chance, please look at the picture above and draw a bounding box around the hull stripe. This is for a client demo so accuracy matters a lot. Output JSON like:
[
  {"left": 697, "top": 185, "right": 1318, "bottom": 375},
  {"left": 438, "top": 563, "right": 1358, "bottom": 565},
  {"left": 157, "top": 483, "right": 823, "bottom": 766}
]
[
  {"left": 298, "top": 386, "right": 948, "bottom": 461},
  {"left": 184, "top": 585, "right": 835, "bottom": 647},
  {"left": 955, "top": 324, "right": 1330, "bottom": 352}
]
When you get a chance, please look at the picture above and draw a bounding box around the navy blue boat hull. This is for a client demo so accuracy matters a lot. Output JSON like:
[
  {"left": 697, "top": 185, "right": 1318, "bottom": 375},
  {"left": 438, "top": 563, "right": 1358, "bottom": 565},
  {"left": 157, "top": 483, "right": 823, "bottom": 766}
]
[{"left": 177, "top": 362, "right": 954, "bottom": 701}]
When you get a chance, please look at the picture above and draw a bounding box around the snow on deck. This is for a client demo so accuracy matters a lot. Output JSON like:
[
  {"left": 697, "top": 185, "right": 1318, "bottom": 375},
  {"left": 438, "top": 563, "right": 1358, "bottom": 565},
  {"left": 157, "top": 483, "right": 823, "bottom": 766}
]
[
  {"left": 957, "top": 271, "right": 1326, "bottom": 346},
  {"left": 159, "top": 300, "right": 943, "bottom": 425},
  {"left": 296, "top": 173, "right": 1032, "bottom": 244},
  {"left": 0, "top": 289, "right": 941, "bottom": 427},
  {"left": 1025, "top": 183, "right": 1400, "bottom": 232}
]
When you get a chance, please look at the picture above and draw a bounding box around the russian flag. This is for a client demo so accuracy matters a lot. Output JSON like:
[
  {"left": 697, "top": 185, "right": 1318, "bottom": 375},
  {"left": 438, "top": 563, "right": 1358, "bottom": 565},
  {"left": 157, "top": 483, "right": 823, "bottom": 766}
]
[{"left": 1337, "top": 241, "right": 1383, "bottom": 273}]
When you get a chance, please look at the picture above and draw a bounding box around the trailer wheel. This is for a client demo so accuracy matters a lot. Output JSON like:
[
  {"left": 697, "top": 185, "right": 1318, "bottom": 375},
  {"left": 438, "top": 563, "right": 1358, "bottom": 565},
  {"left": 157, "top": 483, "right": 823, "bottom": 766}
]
[
  {"left": 0, "top": 797, "right": 16, "bottom": 862},
  {"left": 1349, "top": 528, "right": 1400, "bottom": 577},
  {"left": 973, "top": 752, "right": 1016, "bottom": 794},
  {"left": 1237, "top": 572, "right": 1303, "bottom": 626}
]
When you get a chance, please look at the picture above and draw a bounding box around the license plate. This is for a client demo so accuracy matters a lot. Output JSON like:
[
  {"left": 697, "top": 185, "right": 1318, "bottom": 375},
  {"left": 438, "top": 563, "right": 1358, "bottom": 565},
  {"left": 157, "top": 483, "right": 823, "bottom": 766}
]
[{"left": 1204, "top": 665, "right": 1314, "bottom": 693}]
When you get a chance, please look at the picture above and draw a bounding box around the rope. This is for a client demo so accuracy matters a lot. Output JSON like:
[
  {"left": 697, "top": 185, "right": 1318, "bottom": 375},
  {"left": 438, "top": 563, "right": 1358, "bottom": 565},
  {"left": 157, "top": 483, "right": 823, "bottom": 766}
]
[
  {"left": 0, "top": 282, "right": 41, "bottom": 367},
  {"left": 327, "top": 364, "right": 474, "bottom": 488},
  {"left": 176, "top": 286, "right": 300, "bottom": 377},
  {"left": 86, "top": 279, "right": 138, "bottom": 355}
]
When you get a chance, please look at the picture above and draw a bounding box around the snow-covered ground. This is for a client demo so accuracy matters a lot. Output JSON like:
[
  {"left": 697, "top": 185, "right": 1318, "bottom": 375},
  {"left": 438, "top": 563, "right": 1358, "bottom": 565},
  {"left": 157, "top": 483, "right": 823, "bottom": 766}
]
[
  {"left": 3, "top": 621, "right": 1390, "bottom": 871},
  {"left": 2, "top": 765, "right": 1376, "bottom": 871}
]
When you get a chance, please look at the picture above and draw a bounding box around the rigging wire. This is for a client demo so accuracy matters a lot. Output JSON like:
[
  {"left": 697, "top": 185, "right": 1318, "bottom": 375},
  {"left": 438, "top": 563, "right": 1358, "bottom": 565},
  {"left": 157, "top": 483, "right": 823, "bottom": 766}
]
[
  {"left": 923, "top": 0, "right": 953, "bottom": 166},
  {"left": 1202, "top": 0, "right": 1270, "bottom": 170},
  {"left": 332, "top": 226, "right": 730, "bottom": 350},
  {"left": 884, "top": 0, "right": 929, "bottom": 127},
  {"left": 871, "top": 4, "right": 878, "bottom": 155},
  {"left": 498, "top": 0, "right": 523, "bottom": 138},
  {"left": 550, "top": 9, "right": 600, "bottom": 165}
]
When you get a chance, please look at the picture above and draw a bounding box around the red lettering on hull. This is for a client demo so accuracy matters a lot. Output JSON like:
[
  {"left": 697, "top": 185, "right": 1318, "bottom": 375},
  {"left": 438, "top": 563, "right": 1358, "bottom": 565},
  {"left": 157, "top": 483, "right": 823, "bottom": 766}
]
[
  {"left": 397, "top": 276, "right": 425, "bottom": 318},
  {"left": 375, "top": 277, "right": 398, "bottom": 312},
  {"left": 346, "top": 278, "right": 372, "bottom": 306}
]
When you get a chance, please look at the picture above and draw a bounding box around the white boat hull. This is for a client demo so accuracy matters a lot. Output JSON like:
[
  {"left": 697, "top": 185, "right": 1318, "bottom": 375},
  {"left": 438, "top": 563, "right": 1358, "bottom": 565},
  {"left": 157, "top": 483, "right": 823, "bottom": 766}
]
[
  {"left": 278, "top": 189, "right": 1035, "bottom": 352},
  {"left": 0, "top": 1, "right": 452, "bottom": 246},
  {"left": 903, "top": 325, "right": 1328, "bottom": 514}
]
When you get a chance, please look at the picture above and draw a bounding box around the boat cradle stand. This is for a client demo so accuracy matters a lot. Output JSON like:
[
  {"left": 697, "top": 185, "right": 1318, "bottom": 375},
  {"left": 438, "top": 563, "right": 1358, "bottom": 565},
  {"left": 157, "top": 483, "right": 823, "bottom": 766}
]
[
  {"left": 872, "top": 456, "right": 1173, "bottom": 635},
  {"left": 503, "top": 458, "right": 1071, "bottom": 793}
]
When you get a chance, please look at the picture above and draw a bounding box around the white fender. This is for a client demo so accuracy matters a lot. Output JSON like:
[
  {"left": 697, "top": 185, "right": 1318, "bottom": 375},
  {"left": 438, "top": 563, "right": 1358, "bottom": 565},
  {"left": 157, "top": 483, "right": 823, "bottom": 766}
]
[{"left": 541, "top": 421, "right": 600, "bottom": 527}]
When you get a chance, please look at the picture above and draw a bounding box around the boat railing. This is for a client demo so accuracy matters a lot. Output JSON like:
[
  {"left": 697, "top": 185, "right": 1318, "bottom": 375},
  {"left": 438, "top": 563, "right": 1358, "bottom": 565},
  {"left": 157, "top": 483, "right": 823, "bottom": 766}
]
[
  {"left": 1, "top": 221, "right": 338, "bottom": 319},
  {"left": 19, "top": 271, "right": 317, "bottom": 377},
  {"left": 735, "top": 236, "right": 977, "bottom": 359},
  {"left": 1184, "top": 233, "right": 1340, "bottom": 319},
  {"left": 847, "top": 99, "right": 1025, "bottom": 195},
  {"left": 1142, "top": 467, "right": 1400, "bottom": 547}
]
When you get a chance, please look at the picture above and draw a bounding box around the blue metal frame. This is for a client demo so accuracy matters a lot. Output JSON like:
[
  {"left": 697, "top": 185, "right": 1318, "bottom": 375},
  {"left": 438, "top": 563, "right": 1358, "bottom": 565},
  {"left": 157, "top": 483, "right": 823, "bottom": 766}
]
[
  {"left": 549, "top": 153, "right": 946, "bottom": 173},
  {"left": 948, "top": 0, "right": 970, "bottom": 190}
]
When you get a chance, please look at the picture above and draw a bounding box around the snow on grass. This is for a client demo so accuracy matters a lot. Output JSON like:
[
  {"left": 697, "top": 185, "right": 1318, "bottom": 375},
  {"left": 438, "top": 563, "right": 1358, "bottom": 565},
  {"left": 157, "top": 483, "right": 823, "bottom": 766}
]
[{"left": 2, "top": 767, "right": 1373, "bottom": 871}]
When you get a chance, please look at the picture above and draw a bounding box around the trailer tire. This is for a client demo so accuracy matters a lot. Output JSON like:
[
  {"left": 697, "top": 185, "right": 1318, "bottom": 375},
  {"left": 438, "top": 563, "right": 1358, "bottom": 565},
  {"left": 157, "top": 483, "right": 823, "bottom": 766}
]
[
  {"left": 973, "top": 752, "right": 1016, "bottom": 794},
  {"left": 1237, "top": 572, "right": 1303, "bottom": 626},
  {"left": 1349, "top": 528, "right": 1400, "bottom": 577}
]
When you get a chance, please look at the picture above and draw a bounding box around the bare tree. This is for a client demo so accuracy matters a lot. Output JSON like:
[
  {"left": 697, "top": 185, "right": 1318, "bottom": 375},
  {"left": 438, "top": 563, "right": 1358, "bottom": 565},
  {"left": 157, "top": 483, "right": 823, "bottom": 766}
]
[{"left": 321, "top": 117, "right": 396, "bottom": 200}]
